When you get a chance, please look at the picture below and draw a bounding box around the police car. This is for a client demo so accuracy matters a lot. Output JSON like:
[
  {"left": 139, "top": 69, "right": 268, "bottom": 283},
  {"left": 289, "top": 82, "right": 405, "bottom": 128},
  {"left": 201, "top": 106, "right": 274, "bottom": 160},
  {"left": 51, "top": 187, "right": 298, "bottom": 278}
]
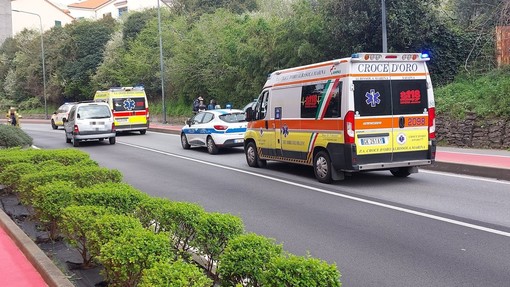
[
  {"left": 51, "top": 102, "right": 76, "bottom": 129},
  {"left": 181, "top": 109, "right": 247, "bottom": 154}
]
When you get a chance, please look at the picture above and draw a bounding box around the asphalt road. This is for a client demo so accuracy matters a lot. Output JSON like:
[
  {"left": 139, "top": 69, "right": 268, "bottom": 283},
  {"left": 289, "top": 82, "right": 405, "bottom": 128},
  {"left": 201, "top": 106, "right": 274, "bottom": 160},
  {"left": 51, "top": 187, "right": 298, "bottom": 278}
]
[{"left": 23, "top": 124, "right": 510, "bottom": 287}]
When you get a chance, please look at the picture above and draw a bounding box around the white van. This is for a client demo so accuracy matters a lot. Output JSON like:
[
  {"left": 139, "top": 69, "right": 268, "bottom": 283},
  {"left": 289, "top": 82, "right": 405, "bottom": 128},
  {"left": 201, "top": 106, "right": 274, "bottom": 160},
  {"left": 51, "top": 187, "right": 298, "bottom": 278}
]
[
  {"left": 244, "top": 52, "right": 436, "bottom": 183},
  {"left": 64, "top": 102, "right": 116, "bottom": 147}
]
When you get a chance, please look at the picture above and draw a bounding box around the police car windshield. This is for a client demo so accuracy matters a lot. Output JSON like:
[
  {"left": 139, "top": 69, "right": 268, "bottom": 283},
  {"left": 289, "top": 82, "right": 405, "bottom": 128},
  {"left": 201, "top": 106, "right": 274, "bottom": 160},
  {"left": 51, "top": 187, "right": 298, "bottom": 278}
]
[{"left": 219, "top": 113, "right": 246, "bottom": 123}]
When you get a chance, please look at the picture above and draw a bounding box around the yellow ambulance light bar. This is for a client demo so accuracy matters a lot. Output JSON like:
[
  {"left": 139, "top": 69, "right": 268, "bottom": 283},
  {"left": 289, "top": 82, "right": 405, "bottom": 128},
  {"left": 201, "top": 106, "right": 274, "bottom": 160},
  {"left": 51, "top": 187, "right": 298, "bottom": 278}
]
[{"left": 351, "top": 53, "right": 429, "bottom": 61}]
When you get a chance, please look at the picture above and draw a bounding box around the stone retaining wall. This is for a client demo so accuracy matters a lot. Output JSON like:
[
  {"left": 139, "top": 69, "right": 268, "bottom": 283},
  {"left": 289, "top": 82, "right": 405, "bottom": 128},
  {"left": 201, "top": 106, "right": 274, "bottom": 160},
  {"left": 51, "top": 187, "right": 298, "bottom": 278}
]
[{"left": 436, "top": 113, "right": 510, "bottom": 149}]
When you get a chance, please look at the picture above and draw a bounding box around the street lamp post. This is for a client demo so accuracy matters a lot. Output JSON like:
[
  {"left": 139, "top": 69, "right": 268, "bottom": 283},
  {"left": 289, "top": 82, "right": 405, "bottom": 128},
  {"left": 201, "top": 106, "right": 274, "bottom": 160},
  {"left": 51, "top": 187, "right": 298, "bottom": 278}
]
[
  {"left": 12, "top": 9, "right": 48, "bottom": 119},
  {"left": 381, "top": 0, "right": 388, "bottom": 53},
  {"left": 157, "top": 0, "right": 167, "bottom": 124}
]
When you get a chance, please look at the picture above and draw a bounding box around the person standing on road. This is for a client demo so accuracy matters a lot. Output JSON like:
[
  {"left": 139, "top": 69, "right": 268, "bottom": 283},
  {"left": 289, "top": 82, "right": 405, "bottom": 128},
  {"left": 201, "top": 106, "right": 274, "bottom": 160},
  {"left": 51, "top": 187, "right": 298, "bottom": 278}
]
[{"left": 207, "top": 99, "right": 217, "bottom": 110}]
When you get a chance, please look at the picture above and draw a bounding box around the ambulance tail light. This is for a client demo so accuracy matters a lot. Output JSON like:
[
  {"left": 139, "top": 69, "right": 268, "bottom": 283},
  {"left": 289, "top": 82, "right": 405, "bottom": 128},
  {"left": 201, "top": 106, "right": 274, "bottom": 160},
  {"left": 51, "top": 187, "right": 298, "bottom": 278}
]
[
  {"left": 344, "top": 111, "right": 355, "bottom": 144},
  {"left": 428, "top": 107, "right": 436, "bottom": 139},
  {"left": 146, "top": 108, "right": 150, "bottom": 120},
  {"left": 214, "top": 125, "right": 228, "bottom": 131}
]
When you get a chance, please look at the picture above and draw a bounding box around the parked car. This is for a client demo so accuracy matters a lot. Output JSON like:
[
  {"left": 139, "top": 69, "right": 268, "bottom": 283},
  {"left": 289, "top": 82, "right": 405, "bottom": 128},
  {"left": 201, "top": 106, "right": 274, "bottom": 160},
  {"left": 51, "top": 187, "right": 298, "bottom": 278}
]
[
  {"left": 64, "top": 102, "right": 116, "bottom": 147},
  {"left": 181, "top": 109, "right": 246, "bottom": 154},
  {"left": 51, "top": 102, "right": 76, "bottom": 129},
  {"left": 242, "top": 99, "right": 257, "bottom": 113}
]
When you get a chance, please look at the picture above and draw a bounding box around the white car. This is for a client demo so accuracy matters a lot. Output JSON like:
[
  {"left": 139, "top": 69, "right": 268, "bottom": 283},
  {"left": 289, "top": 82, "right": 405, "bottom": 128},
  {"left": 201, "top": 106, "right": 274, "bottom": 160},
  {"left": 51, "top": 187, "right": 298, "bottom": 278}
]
[
  {"left": 181, "top": 109, "right": 246, "bottom": 154},
  {"left": 64, "top": 102, "right": 116, "bottom": 147},
  {"left": 51, "top": 102, "right": 76, "bottom": 129}
]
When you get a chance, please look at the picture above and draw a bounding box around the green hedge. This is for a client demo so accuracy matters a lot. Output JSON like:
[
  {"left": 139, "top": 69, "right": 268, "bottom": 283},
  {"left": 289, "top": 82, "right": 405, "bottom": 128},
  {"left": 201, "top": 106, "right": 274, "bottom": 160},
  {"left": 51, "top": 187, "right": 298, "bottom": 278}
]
[
  {"left": 99, "top": 228, "right": 173, "bottom": 287},
  {"left": 31, "top": 181, "right": 76, "bottom": 241},
  {"left": 139, "top": 260, "right": 212, "bottom": 287},
  {"left": 134, "top": 197, "right": 173, "bottom": 232},
  {"left": 0, "top": 125, "right": 32, "bottom": 148},
  {"left": 0, "top": 162, "right": 37, "bottom": 192},
  {"left": 73, "top": 182, "right": 149, "bottom": 215},
  {"left": 219, "top": 233, "right": 283, "bottom": 287}
]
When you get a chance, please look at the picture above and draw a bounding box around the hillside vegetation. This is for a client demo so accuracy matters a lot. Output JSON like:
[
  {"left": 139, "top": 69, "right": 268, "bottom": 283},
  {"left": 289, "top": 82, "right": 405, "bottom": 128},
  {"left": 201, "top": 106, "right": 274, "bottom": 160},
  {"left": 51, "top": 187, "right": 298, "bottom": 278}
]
[{"left": 1, "top": 0, "right": 509, "bottom": 118}]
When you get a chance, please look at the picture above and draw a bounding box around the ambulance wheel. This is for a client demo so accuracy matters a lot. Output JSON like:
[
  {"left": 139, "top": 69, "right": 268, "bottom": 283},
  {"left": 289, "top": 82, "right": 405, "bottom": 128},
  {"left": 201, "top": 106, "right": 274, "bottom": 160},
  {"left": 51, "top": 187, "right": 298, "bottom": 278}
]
[
  {"left": 72, "top": 137, "right": 80, "bottom": 147},
  {"left": 314, "top": 151, "right": 333, "bottom": 184},
  {"left": 207, "top": 136, "right": 219, "bottom": 154},
  {"left": 181, "top": 133, "right": 190, "bottom": 149},
  {"left": 390, "top": 167, "right": 411, "bottom": 178},
  {"left": 246, "top": 142, "right": 266, "bottom": 168},
  {"left": 109, "top": 137, "right": 116, "bottom": 145},
  {"left": 65, "top": 133, "right": 71, "bottom": 144},
  {"left": 140, "top": 130, "right": 146, "bottom": 135},
  {"left": 51, "top": 119, "right": 58, "bottom": 130}
]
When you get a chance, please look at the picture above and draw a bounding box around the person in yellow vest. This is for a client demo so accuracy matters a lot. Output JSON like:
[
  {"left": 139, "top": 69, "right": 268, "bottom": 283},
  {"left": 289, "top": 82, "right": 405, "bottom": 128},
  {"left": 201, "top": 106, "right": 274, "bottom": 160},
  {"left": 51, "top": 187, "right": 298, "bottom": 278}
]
[{"left": 6, "top": 107, "right": 21, "bottom": 127}]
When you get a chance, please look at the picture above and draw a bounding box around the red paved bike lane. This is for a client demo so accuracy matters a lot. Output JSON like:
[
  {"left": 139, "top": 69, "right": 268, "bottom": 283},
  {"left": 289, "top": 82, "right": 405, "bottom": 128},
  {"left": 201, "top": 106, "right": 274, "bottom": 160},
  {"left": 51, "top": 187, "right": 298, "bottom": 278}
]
[{"left": 0, "top": 227, "right": 47, "bottom": 287}]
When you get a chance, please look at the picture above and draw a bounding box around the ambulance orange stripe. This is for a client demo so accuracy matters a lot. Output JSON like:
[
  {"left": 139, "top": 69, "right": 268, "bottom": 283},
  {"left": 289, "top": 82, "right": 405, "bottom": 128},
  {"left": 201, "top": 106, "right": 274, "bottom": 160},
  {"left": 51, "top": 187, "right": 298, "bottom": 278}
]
[{"left": 271, "top": 74, "right": 348, "bottom": 88}]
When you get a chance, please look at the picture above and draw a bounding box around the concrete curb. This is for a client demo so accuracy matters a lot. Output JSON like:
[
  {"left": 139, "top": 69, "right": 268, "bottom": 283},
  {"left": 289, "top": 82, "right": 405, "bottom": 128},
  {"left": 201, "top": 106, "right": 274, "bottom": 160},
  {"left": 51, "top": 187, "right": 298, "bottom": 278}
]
[
  {"left": 423, "top": 161, "right": 510, "bottom": 182},
  {"left": 0, "top": 209, "right": 74, "bottom": 287}
]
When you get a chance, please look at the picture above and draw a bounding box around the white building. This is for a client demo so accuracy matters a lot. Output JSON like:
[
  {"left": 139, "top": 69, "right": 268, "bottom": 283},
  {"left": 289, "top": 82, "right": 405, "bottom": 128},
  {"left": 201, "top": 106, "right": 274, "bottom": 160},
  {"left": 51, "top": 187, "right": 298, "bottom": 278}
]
[
  {"left": 67, "top": 0, "right": 169, "bottom": 20},
  {"left": 10, "top": 0, "right": 75, "bottom": 35}
]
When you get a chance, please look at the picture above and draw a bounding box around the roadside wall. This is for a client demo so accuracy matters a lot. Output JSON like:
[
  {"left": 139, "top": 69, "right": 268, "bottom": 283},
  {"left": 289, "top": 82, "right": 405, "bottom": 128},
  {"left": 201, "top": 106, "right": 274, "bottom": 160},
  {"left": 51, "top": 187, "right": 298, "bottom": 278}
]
[{"left": 436, "top": 114, "right": 510, "bottom": 149}]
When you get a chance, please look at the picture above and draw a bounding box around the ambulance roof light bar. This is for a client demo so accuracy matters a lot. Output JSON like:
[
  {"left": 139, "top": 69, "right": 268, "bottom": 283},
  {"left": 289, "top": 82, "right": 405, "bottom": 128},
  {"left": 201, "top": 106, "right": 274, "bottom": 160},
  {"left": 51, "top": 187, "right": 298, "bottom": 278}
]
[{"left": 351, "top": 53, "right": 430, "bottom": 61}]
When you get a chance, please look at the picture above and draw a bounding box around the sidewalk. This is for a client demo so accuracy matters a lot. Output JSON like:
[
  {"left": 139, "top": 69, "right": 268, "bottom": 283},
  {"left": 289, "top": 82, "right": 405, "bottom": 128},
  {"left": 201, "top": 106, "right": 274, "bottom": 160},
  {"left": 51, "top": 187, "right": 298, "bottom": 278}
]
[{"left": 2, "top": 119, "right": 509, "bottom": 286}]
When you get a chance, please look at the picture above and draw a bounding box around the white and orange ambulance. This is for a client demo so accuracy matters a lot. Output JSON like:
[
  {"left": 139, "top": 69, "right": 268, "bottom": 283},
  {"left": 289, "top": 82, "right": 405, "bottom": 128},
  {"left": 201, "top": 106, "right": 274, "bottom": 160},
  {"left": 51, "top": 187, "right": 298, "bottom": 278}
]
[
  {"left": 244, "top": 52, "right": 436, "bottom": 183},
  {"left": 94, "top": 86, "right": 149, "bottom": 135}
]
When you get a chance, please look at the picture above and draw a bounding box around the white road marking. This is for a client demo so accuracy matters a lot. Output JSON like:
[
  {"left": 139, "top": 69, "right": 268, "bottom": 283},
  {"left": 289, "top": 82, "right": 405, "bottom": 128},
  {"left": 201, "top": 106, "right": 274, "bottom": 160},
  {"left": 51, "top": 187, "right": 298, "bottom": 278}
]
[
  {"left": 120, "top": 141, "right": 510, "bottom": 238},
  {"left": 420, "top": 169, "right": 510, "bottom": 185}
]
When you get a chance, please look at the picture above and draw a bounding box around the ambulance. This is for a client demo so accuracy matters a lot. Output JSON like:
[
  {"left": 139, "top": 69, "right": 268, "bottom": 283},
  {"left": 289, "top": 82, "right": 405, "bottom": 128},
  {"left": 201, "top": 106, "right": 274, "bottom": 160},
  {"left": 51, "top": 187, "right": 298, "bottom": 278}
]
[
  {"left": 244, "top": 52, "right": 436, "bottom": 183},
  {"left": 94, "top": 86, "right": 149, "bottom": 134}
]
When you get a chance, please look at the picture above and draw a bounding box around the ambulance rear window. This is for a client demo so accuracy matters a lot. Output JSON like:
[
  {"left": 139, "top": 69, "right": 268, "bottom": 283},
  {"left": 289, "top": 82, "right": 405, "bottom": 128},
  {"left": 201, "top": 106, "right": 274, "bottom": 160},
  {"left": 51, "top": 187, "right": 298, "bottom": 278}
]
[
  {"left": 354, "top": 79, "right": 428, "bottom": 116},
  {"left": 113, "top": 98, "right": 146, "bottom": 111}
]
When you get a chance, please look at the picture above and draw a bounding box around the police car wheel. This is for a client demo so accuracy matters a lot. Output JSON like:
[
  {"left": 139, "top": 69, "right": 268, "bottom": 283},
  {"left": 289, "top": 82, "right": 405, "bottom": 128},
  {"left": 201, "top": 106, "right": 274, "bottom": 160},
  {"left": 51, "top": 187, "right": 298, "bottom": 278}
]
[
  {"left": 314, "top": 151, "right": 333, "bottom": 184},
  {"left": 51, "top": 119, "right": 58, "bottom": 130},
  {"left": 390, "top": 167, "right": 411, "bottom": 178},
  {"left": 181, "top": 133, "right": 190, "bottom": 149},
  {"left": 207, "top": 136, "right": 219, "bottom": 154}
]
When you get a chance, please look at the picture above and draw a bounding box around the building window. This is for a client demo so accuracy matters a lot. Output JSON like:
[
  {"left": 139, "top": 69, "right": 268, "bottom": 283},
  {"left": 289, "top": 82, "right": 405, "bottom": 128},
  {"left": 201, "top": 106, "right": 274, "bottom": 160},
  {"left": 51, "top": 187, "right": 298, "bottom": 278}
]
[
  {"left": 54, "top": 20, "right": 62, "bottom": 27},
  {"left": 118, "top": 7, "right": 128, "bottom": 17}
]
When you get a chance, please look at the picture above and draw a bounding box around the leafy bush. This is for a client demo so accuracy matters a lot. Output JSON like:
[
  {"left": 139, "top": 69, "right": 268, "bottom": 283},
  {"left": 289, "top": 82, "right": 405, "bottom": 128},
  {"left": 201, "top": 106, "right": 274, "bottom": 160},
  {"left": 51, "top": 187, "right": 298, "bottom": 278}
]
[
  {"left": 31, "top": 181, "right": 76, "bottom": 241},
  {"left": 18, "top": 165, "right": 122, "bottom": 204},
  {"left": 160, "top": 201, "right": 205, "bottom": 256},
  {"left": 261, "top": 254, "right": 341, "bottom": 287},
  {"left": 0, "top": 124, "right": 33, "bottom": 148},
  {"left": 194, "top": 212, "right": 244, "bottom": 277},
  {"left": 0, "top": 162, "right": 37, "bottom": 192},
  {"left": 60, "top": 205, "right": 114, "bottom": 268},
  {"left": 73, "top": 182, "right": 149, "bottom": 215},
  {"left": 139, "top": 260, "right": 212, "bottom": 287},
  {"left": 87, "top": 213, "right": 144, "bottom": 259},
  {"left": 0, "top": 148, "right": 92, "bottom": 172},
  {"left": 134, "top": 197, "right": 173, "bottom": 232},
  {"left": 99, "top": 228, "right": 173, "bottom": 287},
  {"left": 218, "top": 233, "right": 283, "bottom": 287}
]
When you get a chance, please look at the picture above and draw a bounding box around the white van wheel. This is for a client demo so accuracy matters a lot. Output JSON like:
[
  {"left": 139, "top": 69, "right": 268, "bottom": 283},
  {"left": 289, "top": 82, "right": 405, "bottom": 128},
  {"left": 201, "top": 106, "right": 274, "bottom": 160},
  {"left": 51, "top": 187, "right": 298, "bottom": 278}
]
[
  {"left": 72, "top": 137, "right": 80, "bottom": 147},
  {"left": 65, "top": 133, "right": 71, "bottom": 144},
  {"left": 109, "top": 137, "right": 116, "bottom": 145},
  {"left": 314, "top": 151, "right": 333, "bottom": 184}
]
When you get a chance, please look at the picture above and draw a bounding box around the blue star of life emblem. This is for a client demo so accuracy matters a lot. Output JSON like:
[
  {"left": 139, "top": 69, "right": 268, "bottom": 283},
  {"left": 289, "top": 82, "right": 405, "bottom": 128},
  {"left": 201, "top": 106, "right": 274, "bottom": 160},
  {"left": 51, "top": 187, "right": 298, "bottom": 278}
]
[
  {"left": 365, "top": 89, "right": 381, "bottom": 107},
  {"left": 282, "top": 124, "right": 289, "bottom": 137},
  {"left": 123, "top": 98, "right": 136, "bottom": 111}
]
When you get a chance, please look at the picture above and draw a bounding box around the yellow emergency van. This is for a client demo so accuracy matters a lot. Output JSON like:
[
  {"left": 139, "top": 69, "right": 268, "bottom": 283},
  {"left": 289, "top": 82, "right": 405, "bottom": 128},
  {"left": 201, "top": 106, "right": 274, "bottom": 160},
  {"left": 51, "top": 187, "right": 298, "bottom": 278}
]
[
  {"left": 94, "top": 86, "right": 149, "bottom": 134},
  {"left": 244, "top": 52, "right": 436, "bottom": 183}
]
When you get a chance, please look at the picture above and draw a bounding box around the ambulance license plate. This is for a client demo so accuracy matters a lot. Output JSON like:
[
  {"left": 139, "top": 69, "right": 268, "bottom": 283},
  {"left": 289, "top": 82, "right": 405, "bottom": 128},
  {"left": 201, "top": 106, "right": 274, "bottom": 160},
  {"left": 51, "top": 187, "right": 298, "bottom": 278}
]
[{"left": 360, "top": 137, "right": 385, "bottom": 145}]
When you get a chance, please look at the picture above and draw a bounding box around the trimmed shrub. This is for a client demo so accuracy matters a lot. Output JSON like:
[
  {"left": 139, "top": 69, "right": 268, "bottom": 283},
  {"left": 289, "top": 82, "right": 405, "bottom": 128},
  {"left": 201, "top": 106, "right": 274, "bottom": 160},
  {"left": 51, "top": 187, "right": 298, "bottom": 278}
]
[
  {"left": 60, "top": 205, "right": 114, "bottom": 268},
  {"left": 31, "top": 181, "right": 76, "bottom": 241},
  {"left": 99, "top": 228, "right": 173, "bottom": 287},
  {"left": 0, "top": 162, "right": 37, "bottom": 192},
  {"left": 160, "top": 201, "right": 205, "bottom": 256},
  {"left": 218, "top": 233, "right": 283, "bottom": 287},
  {"left": 73, "top": 182, "right": 149, "bottom": 215},
  {"left": 194, "top": 212, "right": 244, "bottom": 277},
  {"left": 139, "top": 260, "right": 212, "bottom": 287},
  {"left": 30, "top": 149, "right": 91, "bottom": 165},
  {"left": 0, "top": 124, "right": 33, "bottom": 148},
  {"left": 18, "top": 165, "right": 122, "bottom": 203},
  {"left": 87, "top": 213, "right": 144, "bottom": 259},
  {"left": 261, "top": 254, "right": 342, "bottom": 287},
  {"left": 134, "top": 197, "right": 173, "bottom": 232}
]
